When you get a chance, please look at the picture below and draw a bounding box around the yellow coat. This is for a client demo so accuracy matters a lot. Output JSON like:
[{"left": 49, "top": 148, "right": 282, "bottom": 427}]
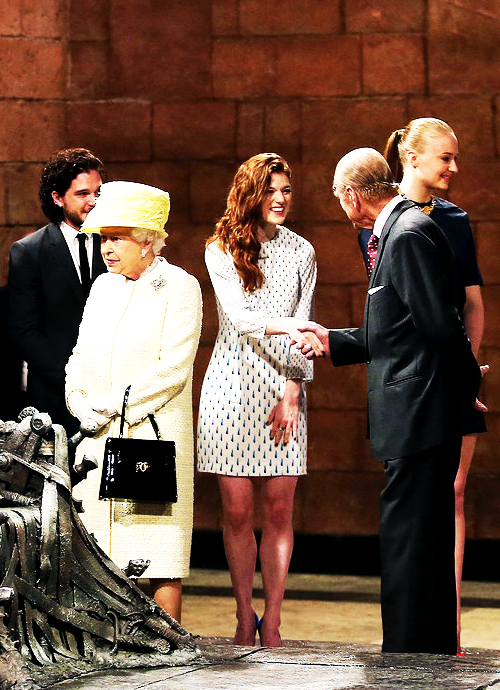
[{"left": 66, "top": 258, "right": 202, "bottom": 578}]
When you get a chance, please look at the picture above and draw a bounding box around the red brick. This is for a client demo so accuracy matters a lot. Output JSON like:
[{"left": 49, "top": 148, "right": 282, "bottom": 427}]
[
  {"left": 2, "top": 0, "right": 21, "bottom": 35},
  {"left": 240, "top": 0, "right": 340, "bottom": 35},
  {"left": 0, "top": 170, "right": 6, "bottom": 226},
  {"left": 297, "top": 471, "right": 383, "bottom": 534},
  {"left": 313, "top": 285, "right": 353, "bottom": 331},
  {"left": 20, "top": 102, "right": 65, "bottom": 161},
  {"left": 300, "top": 161, "right": 340, "bottom": 223},
  {"left": 307, "top": 358, "right": 367, "bottom": 410},
  {"left": 0, "top": 226, "right": 36, "bottom": 285},
  {"left": 21, "top": 0, "right": 63, "bottom": 38},
  {"left": 363, "top": 34, "right": 425, "bottom": 95},
  {"left": 0, "top": 101, "right": 65, "bottom": 163},
  {"left": 153, "top": 102, "right": 236, "bottom": 160},
  {"left": 265, "top": 101, "right": 301, "bottom": 162},
  {"left": 346, "top": 0, "right": 425, "bottom": 33},
  {"left": 212, "top": 0, "right": 239, "bottom": 35},
  {"left": 309, "top": 223, "right": 367, "bottom": 285},
  {"left": 408, "top": 97, "right": 494, "bottom": 159},
  {"left": 193, "top": 471, "right": 223, "bottom": 530},
  {"left": 163, "top": 222, "right": 210, "bottom": 284},
  {"left": 479, "top": 346, "right": 500, "bottom": 413},
  {"left": 302, "top": 98, "right": 407, "bottom": 165},
  {"left": 307, "top": 409, "right": 372, "bottom": 472},
  {"left": 0, "top": 38, "right": 65, "bottom": 98},
  {"left": 197, "top": 282, "right": 219, "bottom": 346},
  {"left": 476, "top": 223, "right": 500, "bottom": 287},
  {"left": 69, "top": 0, "right": 109, "bottom": 41},
  {"left": 468, "top": 471, "right": 500, "bottom": 539},
  {"left": 237, "top": 103, "right": 264, "bottom": 161},
  {"left": 189, "top": 162, "right": 236, "bottom": 224},
  {"left": 5, "top": 164, "right": 45, "bottom": 226},
  {"left": 428, "top": 1, "right": 500, "bottom": 94},
  {"left": 109, "top": 0, "right": 211, "bottom": 99},
  {"left": 66, "top": 101, "right": 152, "bottom": 162},
  {"left": 69, "top": 42, "right": 109, "bottom": 99},
  {"left": 277, "top": 36, "right": 361, "bottom": 97},
  {"left": 473, "top": 409, "right": 500, "bottom": 473},
  {"left": 447, "top": 161, "right": 500, "bottom": 221},
  {"left": 213, "top": 37, "right": 276, "bottom": 98},
  {"left": 104, "top": 161, "right": 191, "bottom": 224},
  {"left": 0, "top": 103, "right": 23, "bottom": 161},
  {"left": 351, "top": 284, "right": 368, "bottom": 323},
  {"left": 483, "top": 287, "right": 500, "bottom": 348}
]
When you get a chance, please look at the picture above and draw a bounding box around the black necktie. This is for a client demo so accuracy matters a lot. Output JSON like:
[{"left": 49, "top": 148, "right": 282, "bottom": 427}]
[{"left": 77, "top": 232, "right": 91, "bottom": 297}]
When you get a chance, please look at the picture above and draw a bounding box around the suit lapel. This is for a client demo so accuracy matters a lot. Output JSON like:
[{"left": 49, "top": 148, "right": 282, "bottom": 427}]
[
  {"left": 368, "top": 199, "right": 413, "bottom": 287},
  {"left": 46, "top": 223, "right": 86, "bottom": 305},
  {"left": 364, "top": 200, "right": 414, "bottom": 352}
]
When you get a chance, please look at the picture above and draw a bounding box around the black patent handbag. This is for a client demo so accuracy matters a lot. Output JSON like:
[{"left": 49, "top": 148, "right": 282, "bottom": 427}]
[{"left": 99, "top": 386, "right": 177, "bottom": 502}]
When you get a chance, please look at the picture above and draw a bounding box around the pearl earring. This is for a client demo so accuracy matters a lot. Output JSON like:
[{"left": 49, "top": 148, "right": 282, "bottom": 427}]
[{"left": 141, "top": 249, "right": 146, "bottom": 258}]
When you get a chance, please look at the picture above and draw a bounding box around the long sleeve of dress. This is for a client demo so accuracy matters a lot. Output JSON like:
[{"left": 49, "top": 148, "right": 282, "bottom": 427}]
[
  {"left": 205, "top": 233, "right": 316, "bottom": 382},
  {"left": 205, "top": 244, "right": 272, "bottom": 337}
]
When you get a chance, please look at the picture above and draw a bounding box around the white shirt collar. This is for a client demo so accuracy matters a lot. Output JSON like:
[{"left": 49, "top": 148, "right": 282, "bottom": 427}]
[
  {"left": 59, "top": 220, "right": 89, "bottom": 240},
  {"left": 373, "top": 195, "right": 405, "bottom": 239}
]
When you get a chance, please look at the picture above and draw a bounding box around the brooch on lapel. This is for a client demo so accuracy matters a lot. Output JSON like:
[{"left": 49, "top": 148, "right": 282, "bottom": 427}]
[{"left": 150, "top": 276, "right": 167, "bottom": 291}]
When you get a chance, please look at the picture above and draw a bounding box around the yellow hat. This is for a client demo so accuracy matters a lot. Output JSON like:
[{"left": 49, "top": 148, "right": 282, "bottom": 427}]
[{"left": 80, "top": 181, "right": 170, "bottom": 236}]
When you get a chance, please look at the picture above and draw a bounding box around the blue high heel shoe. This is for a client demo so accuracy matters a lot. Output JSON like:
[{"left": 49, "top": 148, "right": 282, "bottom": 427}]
[{"left": 255, "top": 612, "right": 262, "bottom": 637}]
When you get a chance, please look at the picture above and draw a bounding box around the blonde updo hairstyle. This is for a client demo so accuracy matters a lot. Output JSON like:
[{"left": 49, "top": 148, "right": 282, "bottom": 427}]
[{"left": 384, "top": 118, "right": 455, "bottom": 183}]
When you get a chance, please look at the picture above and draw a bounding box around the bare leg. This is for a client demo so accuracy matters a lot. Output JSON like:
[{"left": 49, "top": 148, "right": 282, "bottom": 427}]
[
  {"left": 258, "top": 476, "right": 298, "bottom": 647},
  {"left": 455, "top": 434, "right": 476, "bottom": 652},
  {"left": 218, "top": 475, "right": 258, "bottom": 645},
  {"left": 151, "top": 578, "right": 182, "bottom": 622}
]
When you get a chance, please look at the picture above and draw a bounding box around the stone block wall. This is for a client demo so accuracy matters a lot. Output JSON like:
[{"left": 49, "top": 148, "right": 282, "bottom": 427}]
[{"left": 1, "top": 0, "right": 499, "bottom": 542}]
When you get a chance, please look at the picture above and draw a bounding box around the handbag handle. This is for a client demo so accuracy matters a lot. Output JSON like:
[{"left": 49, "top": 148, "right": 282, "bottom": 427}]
[{"left": 118, "top": 385, "right": 163, "bottom": 441}]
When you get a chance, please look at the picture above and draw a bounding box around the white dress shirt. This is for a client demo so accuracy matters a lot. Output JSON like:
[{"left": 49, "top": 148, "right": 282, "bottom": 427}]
[{"left": 59, "top": 221, "right": 93, "bottom": 282}]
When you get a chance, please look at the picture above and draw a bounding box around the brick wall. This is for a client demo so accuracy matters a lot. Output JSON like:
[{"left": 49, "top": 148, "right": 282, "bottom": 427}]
[{"left": 1, "top": 0, "right": 499, "bottom": 540}]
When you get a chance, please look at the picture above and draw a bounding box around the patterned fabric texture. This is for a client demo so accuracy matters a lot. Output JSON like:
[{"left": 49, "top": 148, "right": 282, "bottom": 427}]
[
  {"left": 197, "top": 226, "right": 316, "bottom": 476},
  {"left": 66, "top": 258, "right": 202, "bottom": 578}
]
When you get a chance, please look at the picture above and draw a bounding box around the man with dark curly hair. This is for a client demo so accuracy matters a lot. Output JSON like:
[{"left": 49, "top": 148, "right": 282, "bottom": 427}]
[{"left": 8, "top": 148, "right": 106, "bottom": 435}]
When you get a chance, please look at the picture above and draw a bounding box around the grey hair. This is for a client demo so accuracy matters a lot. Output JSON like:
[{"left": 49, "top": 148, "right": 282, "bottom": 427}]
[
  {"left": 334, "top": 148, "right": 398, "bottom": 203},
  {"left": 130, "top": 228, "right": 166, "bottom": 256}
]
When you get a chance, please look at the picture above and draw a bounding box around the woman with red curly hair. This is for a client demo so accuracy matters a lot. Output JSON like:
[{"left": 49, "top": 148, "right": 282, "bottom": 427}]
[{"left": 197, "top": 153, "right": 321, "bottom": 647}]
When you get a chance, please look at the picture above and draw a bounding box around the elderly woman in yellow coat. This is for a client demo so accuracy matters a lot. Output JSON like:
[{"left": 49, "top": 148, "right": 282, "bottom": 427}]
[{"left": 65, "top": 181, "right": 202, "bottom": 621}]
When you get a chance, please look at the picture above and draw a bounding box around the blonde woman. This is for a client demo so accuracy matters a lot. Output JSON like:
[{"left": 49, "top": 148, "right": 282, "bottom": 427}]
[{"left": 359, "top": 118, "right": 488, "bottom": 653}]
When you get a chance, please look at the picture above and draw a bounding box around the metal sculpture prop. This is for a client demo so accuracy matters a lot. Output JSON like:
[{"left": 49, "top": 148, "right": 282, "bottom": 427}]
[{"left": 0, "top": 408, "right": 199, "bottom": 689}]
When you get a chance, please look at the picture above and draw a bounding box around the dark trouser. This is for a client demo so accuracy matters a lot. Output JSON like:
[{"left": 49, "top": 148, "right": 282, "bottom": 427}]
[{"left": 380, "top": 438, "right": 461, "bottom": 655}]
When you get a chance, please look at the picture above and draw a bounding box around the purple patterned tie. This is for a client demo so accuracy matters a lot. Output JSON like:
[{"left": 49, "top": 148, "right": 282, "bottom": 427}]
[{"left": 366, "top": 233, "right": 379, "bottom": 277}]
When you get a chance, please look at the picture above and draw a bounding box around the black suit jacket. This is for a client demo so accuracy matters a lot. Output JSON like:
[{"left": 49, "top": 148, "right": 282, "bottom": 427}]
[
  {"left": 7, "top": 223, "right": 106, "bottom": 432},
  {"left": 328, "top": 200, "right": 481, "bottom": 462}
]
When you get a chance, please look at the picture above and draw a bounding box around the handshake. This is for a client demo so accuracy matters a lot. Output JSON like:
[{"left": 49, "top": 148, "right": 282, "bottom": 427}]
[{"left": 291, "top": 322, "right": 330, "bottom": 359}]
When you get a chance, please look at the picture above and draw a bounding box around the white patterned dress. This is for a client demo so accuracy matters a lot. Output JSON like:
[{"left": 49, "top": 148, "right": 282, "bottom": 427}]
[{"left": 197, "top": 226, "right": 316, "bottom": 476}]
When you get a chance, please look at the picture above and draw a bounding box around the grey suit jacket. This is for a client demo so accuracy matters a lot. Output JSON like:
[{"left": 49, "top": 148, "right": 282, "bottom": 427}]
[{"left": 328, "top": 200, "right": 481, "bottom": 462}]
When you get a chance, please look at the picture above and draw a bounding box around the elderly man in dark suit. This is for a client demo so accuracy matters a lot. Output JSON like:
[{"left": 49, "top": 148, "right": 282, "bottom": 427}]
[
  {"left": 298, "top": 148, "right": 482, "bottom": 655},
  {"left": 8, "top": 148, "right": 106, "bottom": 436}
]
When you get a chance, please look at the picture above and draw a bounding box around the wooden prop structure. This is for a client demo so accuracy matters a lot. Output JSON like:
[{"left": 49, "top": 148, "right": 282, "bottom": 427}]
[{"left": 0, "top": 409, "right": 200, "bottom": 689}]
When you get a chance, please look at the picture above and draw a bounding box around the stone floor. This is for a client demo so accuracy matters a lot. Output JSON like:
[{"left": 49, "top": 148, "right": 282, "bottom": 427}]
[{"left": 46, "top": 571, "right": 500, "bottom": 690}]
